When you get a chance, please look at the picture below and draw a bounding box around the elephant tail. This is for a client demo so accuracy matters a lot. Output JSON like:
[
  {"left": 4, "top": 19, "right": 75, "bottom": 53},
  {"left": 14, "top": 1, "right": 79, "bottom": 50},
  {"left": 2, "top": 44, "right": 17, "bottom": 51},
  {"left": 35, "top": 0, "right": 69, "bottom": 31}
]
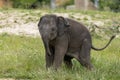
[{"left": 91, "top": 35, "right": 115, "bottom": 51}]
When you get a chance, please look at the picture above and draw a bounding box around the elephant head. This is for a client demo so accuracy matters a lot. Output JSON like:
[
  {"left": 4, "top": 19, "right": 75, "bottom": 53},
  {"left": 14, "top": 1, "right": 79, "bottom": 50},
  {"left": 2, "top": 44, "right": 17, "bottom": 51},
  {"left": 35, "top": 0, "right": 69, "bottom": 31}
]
[{"left": 38, "top": 14, "right": 70, "bottom": 55}]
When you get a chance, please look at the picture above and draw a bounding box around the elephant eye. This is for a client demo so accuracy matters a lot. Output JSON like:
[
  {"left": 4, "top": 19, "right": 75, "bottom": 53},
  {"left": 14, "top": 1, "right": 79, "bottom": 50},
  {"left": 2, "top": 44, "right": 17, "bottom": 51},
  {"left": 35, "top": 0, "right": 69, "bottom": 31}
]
[{"left": 51, "top": 28, "right": 55, "bottom": 31}]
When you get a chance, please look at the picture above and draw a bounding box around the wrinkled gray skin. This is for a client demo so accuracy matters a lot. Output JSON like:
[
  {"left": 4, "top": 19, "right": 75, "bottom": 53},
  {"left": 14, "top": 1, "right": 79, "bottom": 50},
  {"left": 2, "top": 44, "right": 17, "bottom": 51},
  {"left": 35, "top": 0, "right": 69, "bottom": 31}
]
[{"left": 38, "top": 14, "right": 115, "bottom": 70}]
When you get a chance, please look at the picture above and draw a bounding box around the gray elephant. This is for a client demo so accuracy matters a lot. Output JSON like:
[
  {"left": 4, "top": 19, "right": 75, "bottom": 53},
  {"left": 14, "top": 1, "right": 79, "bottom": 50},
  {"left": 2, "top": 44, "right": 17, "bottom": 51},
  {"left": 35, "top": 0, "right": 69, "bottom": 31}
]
[{"left": 38, "top": 14, "right": 115, "bottom": 70}]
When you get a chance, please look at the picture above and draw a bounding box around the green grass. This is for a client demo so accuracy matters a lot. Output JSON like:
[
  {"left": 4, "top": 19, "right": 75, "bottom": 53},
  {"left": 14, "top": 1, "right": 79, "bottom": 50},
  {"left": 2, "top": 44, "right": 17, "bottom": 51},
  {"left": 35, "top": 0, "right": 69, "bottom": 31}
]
[{"left": 0, "top": 33, "right": 120, "bottom": 80}]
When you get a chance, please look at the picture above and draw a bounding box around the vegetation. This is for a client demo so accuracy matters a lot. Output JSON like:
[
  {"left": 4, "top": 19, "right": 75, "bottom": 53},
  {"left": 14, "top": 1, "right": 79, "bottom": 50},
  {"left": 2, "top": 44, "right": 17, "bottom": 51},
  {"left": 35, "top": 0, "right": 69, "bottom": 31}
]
[
  {"left": 10, "top": 0, "right": 120, "bottom": 12},
  {"left": 99, "top": 0, "right": 120, "bottom": 12},
  {"left": 11, "top": 0, "right": 50, "bottom": 8},
  {"left": 0, "top": 33, "right": 120, "bottom": 80}
]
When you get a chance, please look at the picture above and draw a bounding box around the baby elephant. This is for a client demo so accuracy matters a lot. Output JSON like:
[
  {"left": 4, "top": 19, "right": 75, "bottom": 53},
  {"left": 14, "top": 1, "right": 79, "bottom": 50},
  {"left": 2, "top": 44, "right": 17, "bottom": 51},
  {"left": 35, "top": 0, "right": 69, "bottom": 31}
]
[{"left": 38, "top": 14, "right": 115, "bottom": 70}]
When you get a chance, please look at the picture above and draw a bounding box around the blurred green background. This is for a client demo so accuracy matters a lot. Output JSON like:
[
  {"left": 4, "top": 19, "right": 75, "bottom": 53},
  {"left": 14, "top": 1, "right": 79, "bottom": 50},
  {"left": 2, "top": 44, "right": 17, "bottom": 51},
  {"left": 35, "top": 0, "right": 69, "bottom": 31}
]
[{"left": 0, "top": 0, "right": 119, "bottom": 12}]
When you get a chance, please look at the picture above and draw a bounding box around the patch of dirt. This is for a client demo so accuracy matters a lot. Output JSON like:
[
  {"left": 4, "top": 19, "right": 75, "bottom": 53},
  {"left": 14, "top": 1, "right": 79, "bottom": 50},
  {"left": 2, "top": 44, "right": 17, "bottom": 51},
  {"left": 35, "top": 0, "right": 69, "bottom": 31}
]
[
  {"left": 0, "top": 22, "right": 40, "bottom": 37},
  {"left": 0, "top": 10, "right": 40, "bottom": 37}
]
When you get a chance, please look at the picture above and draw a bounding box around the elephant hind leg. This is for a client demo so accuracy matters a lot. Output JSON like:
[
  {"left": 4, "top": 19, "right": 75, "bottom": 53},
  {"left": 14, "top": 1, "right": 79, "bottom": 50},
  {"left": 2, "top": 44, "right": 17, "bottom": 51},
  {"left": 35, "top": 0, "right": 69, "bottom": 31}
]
[
  {"left": 64, "top": 55, "right": 73, "bottom": 69},
  {"left": 78, "top": 57, "right": 93, "bottom": 70},
  {"left": 78, "top": 39, "right": 93, "bottom": 70}
]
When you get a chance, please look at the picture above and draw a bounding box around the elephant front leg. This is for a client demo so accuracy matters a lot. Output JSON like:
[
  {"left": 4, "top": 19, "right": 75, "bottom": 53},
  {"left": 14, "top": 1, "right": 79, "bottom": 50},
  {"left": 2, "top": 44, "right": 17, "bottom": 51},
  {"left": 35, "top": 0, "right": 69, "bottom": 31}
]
[
  {"left": 53, "top": 36, "right": 68, "bottom": 70},
  {"left": 45, "top": 53, "right": 54, "bottom": 69}
]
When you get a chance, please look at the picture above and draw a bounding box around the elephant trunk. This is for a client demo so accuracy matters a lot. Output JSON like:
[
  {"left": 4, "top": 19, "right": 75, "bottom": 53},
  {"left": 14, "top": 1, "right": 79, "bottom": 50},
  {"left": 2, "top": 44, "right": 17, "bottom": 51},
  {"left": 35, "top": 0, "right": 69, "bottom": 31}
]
[{"left": 43, "top": 37, "right": 51, "bottom": 56}]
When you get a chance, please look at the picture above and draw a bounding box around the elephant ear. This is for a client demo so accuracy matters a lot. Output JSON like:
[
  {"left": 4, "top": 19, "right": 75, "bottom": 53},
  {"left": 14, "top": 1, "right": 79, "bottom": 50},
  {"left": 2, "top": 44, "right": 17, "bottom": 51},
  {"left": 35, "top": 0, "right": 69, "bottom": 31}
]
[
  {"left": 57, "top": 16, "right": 70, "bottom": 36},
  {"left": 38, "top": 16, "right": 43, "bottom": 27}
]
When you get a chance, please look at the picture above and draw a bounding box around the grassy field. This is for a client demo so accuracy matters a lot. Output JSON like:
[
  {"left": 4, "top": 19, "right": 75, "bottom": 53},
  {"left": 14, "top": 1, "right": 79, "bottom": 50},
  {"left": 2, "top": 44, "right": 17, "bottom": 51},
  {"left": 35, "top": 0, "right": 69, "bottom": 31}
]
[
  {"left": 0, "top": 33, "right": 120, "bottom": 80},
  {"left": 0, "top": 9, "right": 120, "bottom": 80}
]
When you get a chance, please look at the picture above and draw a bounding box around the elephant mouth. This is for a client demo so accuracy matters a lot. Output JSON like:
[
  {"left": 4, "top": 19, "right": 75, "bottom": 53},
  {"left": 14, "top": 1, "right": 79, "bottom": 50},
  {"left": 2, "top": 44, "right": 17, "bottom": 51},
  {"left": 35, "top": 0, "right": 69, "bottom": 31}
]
[
  {"left": 50, "top": 33, "right": 57, "bottom": 40},
  {"left": 50, "top": 36, "right": 56, "bottom": 40}
]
